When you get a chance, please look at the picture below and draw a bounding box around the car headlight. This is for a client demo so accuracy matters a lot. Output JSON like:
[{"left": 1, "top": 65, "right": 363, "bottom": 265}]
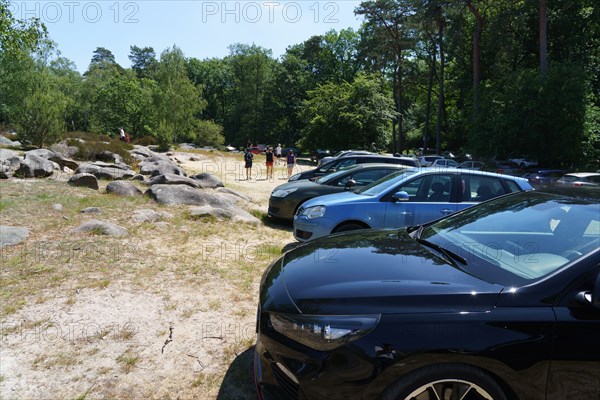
[
  {"left": 288, "top": 173, "right": 301, "bottom": 181},
  {"left": 272, "top": 188, "right": 298, "bottom": 198},
  {"left": 270, "top": 313, "right": 380, "bottom": 351},
  {"left": 299, "top": 205, "right": 326, "bottom": 219}
]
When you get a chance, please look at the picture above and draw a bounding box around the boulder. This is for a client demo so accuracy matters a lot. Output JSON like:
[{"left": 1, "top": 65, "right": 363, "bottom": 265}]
[
  {"left": 25, "top": 149, "right": 57, "bottom": 159},
  {"left": 70, "top": 220, "right": 128, "bottom": 237},
  {"left": 189, "top": 205, "right": 259, "bottom": 225},
  {"left": 0, "top": 149, "right": 21, "bottom": 166},
  {"left": 131, "top": 209, "right": 173, "bottom": 223},
  {"left": 0, "top": 226, "right": 29, "bottom": 248},
  {"left": 50, "top": 141, "right": 79, "bottom": 158},
  {"left": 215, "top": 187, "right": 251, "bottom": 203},
  {"left": 16, "top": 154, "right": 54, "bottom": 178},
  {"left": 139, "top": 155, "right": 186, "bottom": 177},
  {"left": 145, "top": 184, "right": 232, "bottom": 207},
  {"left": 49, "top": 154, "right": 79, "bottom": 171},
  {"left": 68, "top": 173, "right": 99, "bottom": 190},
  {"left": 0, "top": 136, "right": 21, "bottom": 147},
  {"left": 106, "top": 181, "right": 142, "bottom": 197},
  {"left": 190, "top": 173, "right": 224, "bottom": 188},
  {"left": 96, "top": 150, "right": 125, "bottom": 165},
  {"left": 149, "top": 173, "right": 200, "bottom": 188},
  {"left": 0, "top": 170, "right": 9, "bottom": 179},
  {"left": 130, "top": 146, "right": 154, "bottom": 160},
  {"left": 76, "top": 162, "right": 135, "bottom": 180}
]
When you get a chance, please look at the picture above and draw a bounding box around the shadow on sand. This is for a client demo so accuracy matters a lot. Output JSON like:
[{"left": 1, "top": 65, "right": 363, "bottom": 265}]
[{"left": 216, "top": 346, "right": 256, "bottom": 400}]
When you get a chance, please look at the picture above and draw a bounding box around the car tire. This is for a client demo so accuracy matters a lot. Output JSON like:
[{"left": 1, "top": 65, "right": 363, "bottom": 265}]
[
  {"left": 332, "top": 222, "right": 365, "bottom": 233},
  {"left": 379, "top": 363, "right": 508, "bottom": 400}
]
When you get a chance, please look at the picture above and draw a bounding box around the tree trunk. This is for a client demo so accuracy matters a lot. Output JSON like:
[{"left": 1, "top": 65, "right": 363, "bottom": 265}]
[
  {"left": 436, "top": 9, "right": 445, "bottom": 155},
  {"left": 424, "top": 32, "right": 436, "bottom": 153},
  {"left": 539, "top": 0, "right": 548, "bottom": 77},
  {"left": 466, "top": 1, "right": 485, "bottom": 124}
]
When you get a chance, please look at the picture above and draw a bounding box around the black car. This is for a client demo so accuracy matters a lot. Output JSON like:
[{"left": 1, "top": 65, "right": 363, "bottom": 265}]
[
  {"left": 268, "top": 163, "right": 410, "bottom": 221},
  {"left": 255, "top": 187, "right": 600, "bottom": 400},
  {"left": 310, "top": 149, "right": 331, "bottom": 163},
  {"left": 288, "top": 155, "right": 420, "bottom": 182}
]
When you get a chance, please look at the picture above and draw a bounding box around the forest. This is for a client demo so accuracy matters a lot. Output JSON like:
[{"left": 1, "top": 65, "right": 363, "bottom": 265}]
[{"left": 1, "top": 0, "right": 599, "bottom": 167}]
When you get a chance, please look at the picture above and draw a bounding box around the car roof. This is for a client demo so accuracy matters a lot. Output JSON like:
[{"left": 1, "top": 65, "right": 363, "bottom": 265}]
[
  {"left": 413, "top": 167, "right": 531, "bottom": 183},
  {"left": 563, "top": 172, "right": 600, "bottom": 178}
]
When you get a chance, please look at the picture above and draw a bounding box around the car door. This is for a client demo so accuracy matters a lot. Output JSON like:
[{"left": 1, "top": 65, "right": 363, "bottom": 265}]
[
  {"left": 382, "top": 172, "right": 458, "bottom": 228},
  {"left": 547, "top": 265, "right": 600, "bottom": 399},
  {"left": 458, "top": 173, "right": 516, "bottom": 210}
]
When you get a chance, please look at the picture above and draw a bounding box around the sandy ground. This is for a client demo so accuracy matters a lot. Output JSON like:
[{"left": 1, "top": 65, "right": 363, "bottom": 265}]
[{"left": 0, "top": 149, "right": 315, "bottom": 399}]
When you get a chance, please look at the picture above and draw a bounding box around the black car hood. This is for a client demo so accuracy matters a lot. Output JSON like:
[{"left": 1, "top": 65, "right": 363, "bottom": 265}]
[
  {"left": 273, "top": 180, "right": 322, "bottom": 192},
  {"left": 274, "top": 229, "right": 504, "bottom": 315}
]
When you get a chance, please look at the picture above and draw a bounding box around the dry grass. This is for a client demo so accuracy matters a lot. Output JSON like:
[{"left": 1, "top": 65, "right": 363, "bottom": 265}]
[{"left": 0, "top": 150, "right": 295, "bottom": 399}]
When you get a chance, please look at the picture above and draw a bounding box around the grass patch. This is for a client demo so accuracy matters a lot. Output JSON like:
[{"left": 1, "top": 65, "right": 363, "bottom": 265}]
[{"left": 116, "top": 352, "right": 139, "bottom": 373}]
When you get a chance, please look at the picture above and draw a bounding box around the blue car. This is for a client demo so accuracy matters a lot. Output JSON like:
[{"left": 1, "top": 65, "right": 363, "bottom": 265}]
[{"left": 294, "top": 168, "right": 533, "bottom": 241}]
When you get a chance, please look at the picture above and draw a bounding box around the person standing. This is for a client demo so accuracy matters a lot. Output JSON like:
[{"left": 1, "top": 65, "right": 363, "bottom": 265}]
[
  {"left": 244, "top": 148, "right": 254, "bottom": 180},
  {"left": 119, "top": 127, "right": 126, "bottom": 141},
  {"left": 275, "top": 144, "right": 282, "bottom": 164},
  {"left": 286, "top": 150, "right": 296, "bottom": 178},
  {"left": 265, "top": 147, "right": 274, "bottom": 179}
]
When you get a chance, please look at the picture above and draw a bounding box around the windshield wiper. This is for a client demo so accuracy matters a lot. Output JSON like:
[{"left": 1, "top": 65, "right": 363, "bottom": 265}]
[{"left": 415, "top": 237, "right": 468, "bottom": 268}]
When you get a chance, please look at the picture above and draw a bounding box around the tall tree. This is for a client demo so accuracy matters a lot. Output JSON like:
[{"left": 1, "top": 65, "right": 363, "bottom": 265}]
[
  {"left": 129, "top": 45, "right": 157, "bottom": 79},
  {"left": 539, "top": 0, "right": 547, "bottom": 77},
  {"left": 355, "top": 0, "right": 417, "bottom": 153}
]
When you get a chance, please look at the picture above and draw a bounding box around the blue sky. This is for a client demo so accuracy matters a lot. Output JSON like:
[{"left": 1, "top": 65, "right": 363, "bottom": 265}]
[{"left": 9, "top": 1, "right": 364, "bottom": 72}]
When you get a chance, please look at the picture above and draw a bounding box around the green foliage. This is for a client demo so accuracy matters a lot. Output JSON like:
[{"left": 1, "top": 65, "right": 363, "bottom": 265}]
[
  {"left": 152, "top": 46, "right": 206, "bottom": 145},
  {"left": 474, "top": 64, "right": 588, "bottom": 166},
  {"left": 0, "top": 0, "right": 47, "bottom": 57},
  {"left": 15, "top": 79, "right": 66, "bottom": 147},
  {"left": 299, "top": 74, "right": 395, "bottom": 150},
  {"left": 67, "top": 134, "right": 134, "bottom": 165},
  {"left": 194, "top": 120, "right": 225, "bottom": 147}
]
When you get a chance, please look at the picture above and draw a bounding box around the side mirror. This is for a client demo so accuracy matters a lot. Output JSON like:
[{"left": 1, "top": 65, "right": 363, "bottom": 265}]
[
  {"left": 392, "top": 191, "right": 410, "bottom": 202},
  {"left": 575, "top": 273, "right": 600, "bottom": 309},
  {"left": 345, "top": 179, "right": 356, "bottom": 190}
]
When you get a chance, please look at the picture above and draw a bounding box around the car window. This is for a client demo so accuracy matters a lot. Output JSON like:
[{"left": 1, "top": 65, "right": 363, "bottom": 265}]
[
  {"left": 587, "top": 175, "right": 600, "bottom": 183},
  {"left": 334, "top": 168, "right": 396, "bottom": 187},
  {"left": 396, "top": 174, "right": 453, "bottom": 202},
  {"left": 503, "top": 179, "right": 521, "bottom": 193},
  {"left": 422, "top": 192, "right": 600, "bottom": 285},
  {"left": 461, "top": 175, "right": 507, "bottom": 202}
]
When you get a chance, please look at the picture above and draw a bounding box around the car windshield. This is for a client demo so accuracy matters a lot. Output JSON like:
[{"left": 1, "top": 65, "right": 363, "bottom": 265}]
[
  {"left": 420, "top": 191, "right": 600, "bottom": 286},
  {"left": 355, "top": 169, "right": 418, "bottom": 196},
  {"left": 314, "top": 165, "right": 360, "bottom": 184}
]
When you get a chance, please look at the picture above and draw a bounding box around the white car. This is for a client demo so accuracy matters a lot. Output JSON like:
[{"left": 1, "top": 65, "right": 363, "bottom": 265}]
[
  {"left": 430, "top": 159, "right": 458, "bottom": 168},
  {"left": 510, "top": 155, "right": 538, "bottom": 168},
  {"left": 417, "top": 155, "right": 443, "bottom": 167}
]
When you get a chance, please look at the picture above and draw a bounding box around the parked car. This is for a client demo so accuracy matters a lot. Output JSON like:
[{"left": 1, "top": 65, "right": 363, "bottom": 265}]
[
  {"left": 484, "top": 160, "right": 524, "bottom": 176},
  {"left": 310, "top": 149, "right": 331, "bottom": 163},
  {"left": 556, "top": 172, "right": 600, "bottom": 187},
  {"left": 430, "top": 158, "right": 458, "bottom": 168},
  {"left": 319, "top": 150, "right": 375, "bottom": 166},
  {"left": 522, "top": 169, "right": 567, "bottom": 185},
  {"left": 256, "top": 186, "right": 600, "bottom": 400},
  {"left": 268, "top": 164, "right": 410, "bottom": 221},
  {"left": 248, "top": 146, "right": 263, "bottom": 154},
  {"left": 293, "top": 168, "right": 532, "bottom": 241},
  {"left": 417, "top": 155, "right": 443, "bottom": 167},
  {"left": 509, "top": 154, "right": 538, "bottom": 168},
  {"left": 288, "top": 155, "right": 420, "bottom": 182},
  {"left": 457, "top": 160, "right": 485, "bottom": 170}
]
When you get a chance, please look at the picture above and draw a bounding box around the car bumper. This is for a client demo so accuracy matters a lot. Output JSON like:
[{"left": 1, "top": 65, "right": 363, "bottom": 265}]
[
  {"left": 293, "top": 216, "right": 335, "bottom": 242},
  {"left": 268, "top": 196, "right": 298, "bottom": 220}
]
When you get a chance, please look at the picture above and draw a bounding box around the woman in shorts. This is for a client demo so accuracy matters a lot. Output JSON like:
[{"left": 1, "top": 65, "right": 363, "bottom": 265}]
[
  {"left": 265, "top": 147, "right": 274, "bottom": 179},
  {"left": 286, "top": 150, "right": 296, "bottom": 178}
]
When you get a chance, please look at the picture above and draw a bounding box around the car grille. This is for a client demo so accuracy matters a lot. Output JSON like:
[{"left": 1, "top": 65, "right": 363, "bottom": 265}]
[
  {"left": 268, "top": 206, "right": 280, "bottom": 215},
  {"left": 295, "top": 206, "right": 304, "bottom": 216},
  {"left": 271, "top": 363, "right": 299, "bottom": 400}
]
